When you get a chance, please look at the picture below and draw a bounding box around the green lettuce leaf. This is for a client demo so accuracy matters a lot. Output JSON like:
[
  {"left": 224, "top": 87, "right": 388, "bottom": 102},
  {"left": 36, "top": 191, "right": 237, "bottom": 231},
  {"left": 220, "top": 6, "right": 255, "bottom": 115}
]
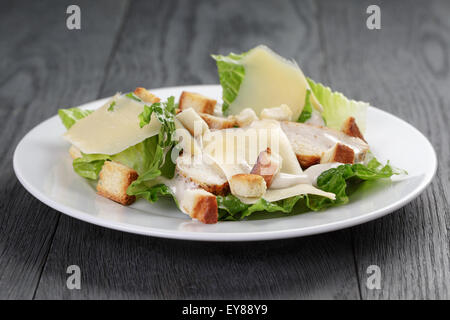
[
  {"left": 217, "top": 194, "right": 303, "bottom": 221},
  {"left": 73, "top": 153, "right": 109, "bottom": 180},
  {"left": 128, "top": 183, "right": 174, "bottom": 203},
  {"left": 126, "top": 96, "right": 177, "bottom": 198},
  {"left": 58, "top": 108, "right": 93, "bottom": 129},
  {"left": 307, "top": 158, "right": 400, "bottom": 210},
  {"left": 211, "top": 51, "right": 248, "bottom": 114},
  {"left": 307, "top": 77, "right": 368, "bottom": 133},
  {"left": 297, "top": 90, "right": 313, "bottom": 123},
  {"left": 217, "top": 158, "right": 401, "bottom": 220}
]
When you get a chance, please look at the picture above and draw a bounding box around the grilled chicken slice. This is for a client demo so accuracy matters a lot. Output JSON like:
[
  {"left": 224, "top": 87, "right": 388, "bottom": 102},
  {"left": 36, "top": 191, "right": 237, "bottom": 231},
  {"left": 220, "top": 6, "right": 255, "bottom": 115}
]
[
  {"left": 176, "top": 155, "right": 229, "bottom": 196},
  {"left": 199, "top": 113, "right": 236, "bottom": 130},
  {"left": 280, "top": 121, "right": 369, "bottom": 169}
]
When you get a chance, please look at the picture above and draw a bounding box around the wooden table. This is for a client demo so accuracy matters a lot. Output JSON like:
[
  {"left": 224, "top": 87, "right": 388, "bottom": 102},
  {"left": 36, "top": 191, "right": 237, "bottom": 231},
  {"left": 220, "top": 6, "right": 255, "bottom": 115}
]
[{"left": 1, "top": 0, "right": 448, "bottom": 299}]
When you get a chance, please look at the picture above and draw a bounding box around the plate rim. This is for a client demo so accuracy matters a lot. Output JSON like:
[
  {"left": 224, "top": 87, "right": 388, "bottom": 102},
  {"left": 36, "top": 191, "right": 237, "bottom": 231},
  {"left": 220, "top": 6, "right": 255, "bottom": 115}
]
[{"left": 13, "top": 85, "right": 438, "bottom": 241}]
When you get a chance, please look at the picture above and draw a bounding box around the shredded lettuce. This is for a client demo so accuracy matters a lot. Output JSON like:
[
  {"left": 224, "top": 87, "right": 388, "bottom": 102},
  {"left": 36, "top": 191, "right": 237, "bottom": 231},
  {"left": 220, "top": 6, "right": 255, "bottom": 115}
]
[
  {"left": 307, "top": 77, "right": 368, "bottom": 133},
  {"left": 217, "top": 158, "right": 400, "bottom": 220},
  {"left": 211, "top": 52, "right": 248, "bottom": 114},
  {"left": 58, "top": 108, "right": 93, "bottom": 129}
]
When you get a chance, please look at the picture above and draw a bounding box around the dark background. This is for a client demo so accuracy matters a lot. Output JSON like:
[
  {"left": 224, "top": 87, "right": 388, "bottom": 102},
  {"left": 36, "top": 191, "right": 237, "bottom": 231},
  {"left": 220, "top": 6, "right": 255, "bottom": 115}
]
[{"left": 1, "top": 0, "right": 449, "bottom": 299}]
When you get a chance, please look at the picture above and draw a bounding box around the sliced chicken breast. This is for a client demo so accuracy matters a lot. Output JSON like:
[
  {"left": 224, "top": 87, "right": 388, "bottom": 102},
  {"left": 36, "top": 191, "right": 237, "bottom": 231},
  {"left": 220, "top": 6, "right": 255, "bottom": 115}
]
[
  {"left": 176, "top": 155, "right": 229, "bottom": 196},
  {"left": 280, "top": 121, "right": 369, "bottom": 168}
]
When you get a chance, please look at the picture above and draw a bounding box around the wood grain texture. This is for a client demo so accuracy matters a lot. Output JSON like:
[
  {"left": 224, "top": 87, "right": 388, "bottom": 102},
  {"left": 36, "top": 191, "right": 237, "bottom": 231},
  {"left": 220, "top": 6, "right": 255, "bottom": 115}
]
[
  {"left": 2, "top": 0, "right": 448, "bottom": 300},
  {"left": 34, "top": 0, "right": 360, "bottom": 299},
  {"left": 0, "top": 0, "right": 129, "bottom": 299},
  {"left": 317, "top": 0, "right": 450, "bottom": 299}
]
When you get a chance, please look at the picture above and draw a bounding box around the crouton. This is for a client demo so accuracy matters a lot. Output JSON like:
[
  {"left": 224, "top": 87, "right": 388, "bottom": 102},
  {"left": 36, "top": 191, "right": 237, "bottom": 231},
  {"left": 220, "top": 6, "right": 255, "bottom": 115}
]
[
  {"left": 260, "top": 104, "right": 293, "bottom": 121},
  {"left": 234, "top": 108, "right": 258, "bottom": 127},
  {"left": 281, "top": 121, "right": 369, "bottom": 169},
  {"left": 199, "top": 113, "right": 236, "bottom": 130},
  {"left": 69, "top": 145, "right": 82, "bottom": 159},
  {"left": 296, "top": 154, "right": 321, "bottom": 169},
  {"left": 96, "top": 161, "right": 138, "bottom": 205},
  {"left": 250, "top": 148, "right": 280, "bottom": 188},
  {"left": 178, "top": 91, "right": 216, "bottom": 115},
  {"left": 321, "top": 143, "right": 355, "bottom": 164},
  {"left": 176, "top": 155, "right": 229, "bottom": 196},
  {"left": 181, "top": 189, "right": 218, "bottom": 224},
  {"left": 342, "top": 116, "right": 366, "bottom": 142},
  {"left": 133, "top": 87, "right": 160, "bottom": 104},
  {"left": 229, "top": 174, "right": 267, "bottom": 198}
]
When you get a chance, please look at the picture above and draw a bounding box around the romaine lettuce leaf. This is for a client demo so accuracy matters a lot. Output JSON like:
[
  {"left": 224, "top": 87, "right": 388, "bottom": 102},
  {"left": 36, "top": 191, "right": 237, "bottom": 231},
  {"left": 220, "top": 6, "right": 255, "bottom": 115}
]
[
  {"left": 127, "top": 183, "right": 174, "bottom": 203},
  {"left": 211, "top": 52, "right": 248, "bottom": 114},
  {"left": 58, "top": 108, "right": 93, "bottom": 129},
  {"left": 217, "top": 194, "right": 302, "bottom": 221},
  {"left": 307, "top": 77, "right": 368, "bottom": 133},
  {"left": 297, "top": 90, "right": 313, "bottom": 123},
  {"left": 72, "top": 153, "right": 109, "bottom": 180}
]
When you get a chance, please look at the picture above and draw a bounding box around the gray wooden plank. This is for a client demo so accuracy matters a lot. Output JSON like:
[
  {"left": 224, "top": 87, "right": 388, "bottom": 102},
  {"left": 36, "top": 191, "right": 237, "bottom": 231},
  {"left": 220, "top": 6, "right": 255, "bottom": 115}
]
[
  {"left": 34, "top": 0, "right": 361, "bottom": 299},
  {"left": 0, "top": 0, "right": 129, "bottom": 299},
  {"left": 317, "top": 0, "right": 450, "bottom": 299}
]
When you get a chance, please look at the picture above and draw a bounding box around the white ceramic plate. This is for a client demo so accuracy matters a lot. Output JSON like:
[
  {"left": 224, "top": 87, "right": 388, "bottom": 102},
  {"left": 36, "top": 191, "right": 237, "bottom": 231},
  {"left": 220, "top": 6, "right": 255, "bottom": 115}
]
[{"left": 13, "top": 85, "right": 437, "bottom": 241}]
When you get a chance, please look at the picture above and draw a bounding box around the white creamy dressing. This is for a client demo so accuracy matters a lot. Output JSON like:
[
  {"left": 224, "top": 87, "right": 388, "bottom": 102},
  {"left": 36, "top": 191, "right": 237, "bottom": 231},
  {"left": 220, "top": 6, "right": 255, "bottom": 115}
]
[
  {"left": 270, "top": 162, "right": 341, "bottom": 189},
  {"left": 159, "top": 175, "right": 198, "bottom": 214},
  {"left": 305, "top": 108, "right": 325, "bottom": 126},
  {"left": 303, "top": 163, "right": 342, "bottom": 186},
  {"left": 321, "top": 132, "right": 365, "bottom": 160}
]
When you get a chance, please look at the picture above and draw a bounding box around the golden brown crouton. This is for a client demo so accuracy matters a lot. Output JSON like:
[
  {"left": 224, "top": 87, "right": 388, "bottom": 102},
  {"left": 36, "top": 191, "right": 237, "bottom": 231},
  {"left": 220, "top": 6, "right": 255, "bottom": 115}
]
[
  {"left": 296, "top": 154, "right": 321, "bottom": 169},
  {"left": 178, "top": 91, "right": 216, "bottom": 115},
  {"left": 69, "top": 145, "right": 82, "bottom": 159},
  {"left": 342, "top": 117, "right": 366, "bottom": 142},
  {"left": 229, "top": 174, "right": 267, "bottom": 198},
  {"left": 96, "top": 161, "right": 138, "bottom": 205},
  {"left": 181, "top": 189, "right": 218, "bottom": 224},
  {"left": 133, "top": 87, "right": 161, "bottom": 104},
  {"left": 199, "top": 113, "right": 236, "bottom": 130},
  {"left": 250, "top": 148, "right": 280, "bottom": 188},
  {"left": 321, "top": 143, "right": 355, "bottom": 164}
]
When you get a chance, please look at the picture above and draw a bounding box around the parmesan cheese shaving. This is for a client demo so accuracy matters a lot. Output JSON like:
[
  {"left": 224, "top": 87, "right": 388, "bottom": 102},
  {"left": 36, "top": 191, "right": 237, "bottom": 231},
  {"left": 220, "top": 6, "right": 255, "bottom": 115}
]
[
  {"left": 228, "top": 46, "right": 313, "bottom": 120},
  {"left": 263, "top": 184, "right": 335, "bottom": 202},
  {"left": 63, "top": 95, "right": 160, "bottom": 155}
]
